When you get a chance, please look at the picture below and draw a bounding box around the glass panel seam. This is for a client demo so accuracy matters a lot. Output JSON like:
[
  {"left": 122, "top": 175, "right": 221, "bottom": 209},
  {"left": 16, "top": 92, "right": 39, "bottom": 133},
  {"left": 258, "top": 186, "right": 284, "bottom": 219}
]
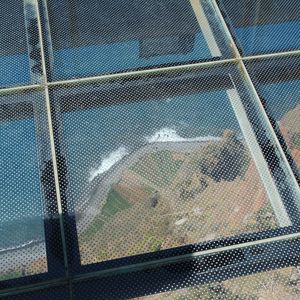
[
  {"left": 71, "top": 232, "right": 300, "bottom": 282},
  {"left": 1, "top": 50, "right": 300, "bottom": 94},
  {"left": 211, "top": 0, "right": 300, "bottom": 203},
  {"left": 33, "top": 0, "right": 70, "bottom": 282}
]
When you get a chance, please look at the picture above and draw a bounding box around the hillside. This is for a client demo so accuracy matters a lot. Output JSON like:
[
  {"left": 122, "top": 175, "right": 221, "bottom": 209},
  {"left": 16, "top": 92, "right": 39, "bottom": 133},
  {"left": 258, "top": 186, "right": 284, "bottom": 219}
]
[
  {"left": 280, "top": 103, "right": 300, "bottom": 169},
  {"left": 137, "top": 266, "right": 300, "bottom": 300},
  {"left": 79, "top": 130, "right": 277, "bottom": 265}
]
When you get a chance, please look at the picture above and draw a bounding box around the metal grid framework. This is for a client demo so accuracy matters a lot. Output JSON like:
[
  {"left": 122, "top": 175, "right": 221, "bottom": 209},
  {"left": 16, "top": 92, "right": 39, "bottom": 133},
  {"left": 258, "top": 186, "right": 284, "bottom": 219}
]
[{"left": 0, "top": 0, "right": 300, "bottom": 299}]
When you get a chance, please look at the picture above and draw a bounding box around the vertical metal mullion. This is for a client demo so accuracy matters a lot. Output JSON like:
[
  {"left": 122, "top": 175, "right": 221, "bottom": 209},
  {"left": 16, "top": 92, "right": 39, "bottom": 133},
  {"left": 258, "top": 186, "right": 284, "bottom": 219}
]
[
  {"left": 30, "top": 0, "right": 71, "bottom": 287},
  {"left": 23, "top": 0, "right": 65, "bottom": 280},
  {"left": 210, "top": 0, "right": 300, "bottom": 222},
  {"left": 36, "top": 1, "right": 82, "bottom": 298}
]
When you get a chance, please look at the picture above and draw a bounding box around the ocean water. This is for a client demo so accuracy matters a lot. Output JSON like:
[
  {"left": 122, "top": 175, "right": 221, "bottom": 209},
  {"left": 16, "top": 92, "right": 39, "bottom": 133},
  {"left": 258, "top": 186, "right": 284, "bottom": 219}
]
[
  {"left": 62, "top": 89, "right": 241, "bottom": 207},
  {"left": 0, "top": 117, "right": 45, "bottom": 249},
  {"left": 2, "top": 78, "right": 298, "bottom": 251}
]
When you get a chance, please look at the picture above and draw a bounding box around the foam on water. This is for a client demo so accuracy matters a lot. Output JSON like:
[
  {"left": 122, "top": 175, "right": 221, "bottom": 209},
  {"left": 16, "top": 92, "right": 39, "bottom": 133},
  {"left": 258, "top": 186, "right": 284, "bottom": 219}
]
[
  {"left": 146, "top": 127, "right": 219, "bottom": 143},
  {"left": 89, "top": 146, "right": 129, "bottom": 182},
  {"left": 88, "top": 128, "right": 220, "bottom": 182}
]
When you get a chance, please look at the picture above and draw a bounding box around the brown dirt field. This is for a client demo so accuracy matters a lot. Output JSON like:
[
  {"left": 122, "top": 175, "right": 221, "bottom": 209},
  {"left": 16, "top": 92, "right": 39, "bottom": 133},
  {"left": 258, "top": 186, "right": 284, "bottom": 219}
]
[
  {"left": 27, "top": 257, "right": 47, "bottom": 275},
  {"left": 279, "top": 121, "right": 292, "bottom": 147},
  {"left": 231, "top": 161, "right": 268, "bottom": 219},
  {"left": 280, "top": 112, "right": 300, "bottom": 169},
  {"left": 80, "top": 141, "right": 278, "bottom": 264},
  {"left": 171, "top": 152, "right": 187, "bottom": 161},
  {"left": 135, "top": 151, "right": 270, "bottom": 244},
  {"left": 291, "top": 148, "right": 300, "bottom": 169},
  {"left": 281, "top": 104, "right": 300, "bottom": 133},
  {"left": 115, "top": 170, "right": 153, "bottom": 204},
  {"left": 187, "top": 162, "right": 268, "bottom": 240}
]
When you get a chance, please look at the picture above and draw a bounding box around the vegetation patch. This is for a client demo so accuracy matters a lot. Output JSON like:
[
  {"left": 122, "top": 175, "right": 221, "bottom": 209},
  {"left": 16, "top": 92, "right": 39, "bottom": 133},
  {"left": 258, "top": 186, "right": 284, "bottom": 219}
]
[
  {"left": 130, "top": 150, "right": 183, "bottom": 188},
  {"left": 81, "top": 188, "right": 131, "bottom": 241},
  {"left": 0, "top": 271, "right": 22, "bottom": 281}
]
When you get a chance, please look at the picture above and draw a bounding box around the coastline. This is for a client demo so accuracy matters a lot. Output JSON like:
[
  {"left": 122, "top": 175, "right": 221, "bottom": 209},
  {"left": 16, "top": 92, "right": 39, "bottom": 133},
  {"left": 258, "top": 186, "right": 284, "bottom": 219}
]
[
  {"left": 0, "top": 138, "right": 218, "bottom": 273},
  {"left": 0, "top": 239, "right": 44, "bottom": 255},
  {"left": 76, "top": 138, "right": 219, "bottom": 233},
  {"left": 0, "top": 242, "right": 46, "bottom": 275}
]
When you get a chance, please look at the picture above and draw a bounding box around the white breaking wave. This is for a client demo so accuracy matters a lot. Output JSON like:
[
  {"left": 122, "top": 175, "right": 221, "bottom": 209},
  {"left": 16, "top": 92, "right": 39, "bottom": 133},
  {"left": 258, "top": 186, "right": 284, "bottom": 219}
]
[
  {"left": 146, "top": 128, "right": 219, "bottom": 143},
  {"left": 89, "top": 146, "right": 129, "bottom": 182},
  {"left": 88, "top": 129, "right": 219, "bottom": 182},
  {"left": 0, "top": 239, "right": 43, "bottom": 254}
]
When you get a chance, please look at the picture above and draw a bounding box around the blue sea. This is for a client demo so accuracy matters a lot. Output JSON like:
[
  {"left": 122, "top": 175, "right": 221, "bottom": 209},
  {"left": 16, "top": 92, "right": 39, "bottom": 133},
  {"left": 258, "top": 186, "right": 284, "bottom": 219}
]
[
  {"left": 1, "top": 17, "right": 300, "bottom": 251},
  {"left": 0, "top": 88, "right": 241, "bottom": 250},
  {"left": 0, "top": 118, "right": 45, "bottom": 249}
]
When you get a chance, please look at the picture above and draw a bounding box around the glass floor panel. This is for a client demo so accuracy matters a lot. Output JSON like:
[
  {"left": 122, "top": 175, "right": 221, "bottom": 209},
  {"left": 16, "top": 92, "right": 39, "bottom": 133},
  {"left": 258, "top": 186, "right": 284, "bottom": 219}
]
[
  {"left": 52, "top": 65, "right": 300, "bottom": 266},
  {"left": 46, "top": 0, "right": 231, "bottom": 80},
  {"left": 0, "top": 91, "right": 49, "bottom": 281},
  {"left": 218, "top": 0, "right": 300, "bottom": 55},
  {"left": 0, "top": 0, "right": 300, "bottom": 299}
]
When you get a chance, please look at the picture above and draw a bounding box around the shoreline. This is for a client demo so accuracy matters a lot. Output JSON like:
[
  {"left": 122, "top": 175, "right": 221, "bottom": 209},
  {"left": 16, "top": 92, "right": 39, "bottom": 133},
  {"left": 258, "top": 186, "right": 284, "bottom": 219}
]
[
  {"left": 76, "top": 139, "right": 218, "bottom": 232},
  {"left": 0, "top": 242, "right": 46, "bottom": 275},
  {"left": 0, "top": 239, "right": 44, "bottom": 255},
  {"left": 0, "top": 139, "right": 217, "bottom": 271}
]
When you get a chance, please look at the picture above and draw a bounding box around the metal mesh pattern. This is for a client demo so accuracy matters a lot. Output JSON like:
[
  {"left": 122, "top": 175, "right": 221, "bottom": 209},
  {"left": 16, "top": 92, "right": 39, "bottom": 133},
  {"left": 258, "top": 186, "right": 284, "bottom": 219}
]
[
  {"left": 136, "top": 266, "right": 300, "bottom": 299},
  {"left": 71, "top": 238, "right": 300, "bottom": 299},
  {"left": 0, "top": 0, "right": 300, "bottom": 299},
  {"left": 218, "top": 0, "right": 300, "bottom": 55},
  {"left": 0, "top": 98, "right": 47, "bottom": 279},
  {"left": 0, "top": 90, "right": 65, "bottom": 283},
  {"left": 0, "top": 1, "right": 30, "bottom": 88},
  {"left": 55, "top": 65, "right": 297, "bottom": 267},
  {"left": 45, "top": 0, "right": 230, "bottom": 80}
]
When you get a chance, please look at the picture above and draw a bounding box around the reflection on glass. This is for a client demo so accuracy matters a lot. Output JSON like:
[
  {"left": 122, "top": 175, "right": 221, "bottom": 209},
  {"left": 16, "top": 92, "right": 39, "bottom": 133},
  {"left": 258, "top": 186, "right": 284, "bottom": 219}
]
[
  {"left": 0, "top": 104, "right": 47, "bottom": 280},
  {"left": 0, "top": 1, "right": 30, "bottom": 87},
  {"left": 259, "top": 80, "right": 300, "bottom": 173},
  {"left": 219, "top": 0, "right": 300, "bottom": 54},
  {"left": 136, "top": 266, "right": 300, "bottom": 299},
  {"left": 47, "top": 0, "right": 225, "bottom": 80},
  {"left": 60, "top": 78, "right": 285, "bottom": 265}
]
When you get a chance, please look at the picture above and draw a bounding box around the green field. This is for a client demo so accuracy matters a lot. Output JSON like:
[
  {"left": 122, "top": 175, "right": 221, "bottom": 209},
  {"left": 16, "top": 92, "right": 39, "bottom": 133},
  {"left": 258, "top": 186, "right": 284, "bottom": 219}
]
[
  {"left": 81, "top": 188, "right": 131, "bottom": 241},
  {"left": 130, "top": 150, "right": 183, "bottom": 188},
  {"left": 0, "top": 270, "right": 22, "bottom": 281}
]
